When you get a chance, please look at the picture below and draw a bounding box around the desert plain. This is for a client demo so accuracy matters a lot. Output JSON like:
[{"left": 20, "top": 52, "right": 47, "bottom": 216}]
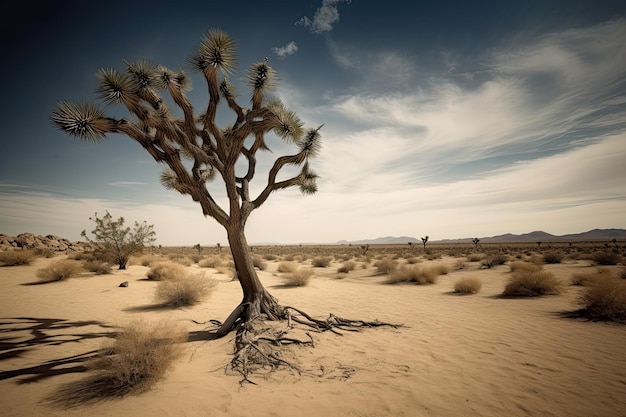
[{"left": 1, "top": 242, "right": 625, "bottom": 417}]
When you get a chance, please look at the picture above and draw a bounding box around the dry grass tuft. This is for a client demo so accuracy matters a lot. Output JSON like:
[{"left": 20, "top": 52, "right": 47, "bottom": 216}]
[
  {"left": 83, "top": 260, "right": 113, "bottom": 275},
  {"left": 49, "top": 319, "right": 187, "bottom": 407},
  {"left": 155, "top": 273, "right": 217, "bottom": 307},
  {"left": 282, "top": 268, "right": 314, "bottom": 287},
  {"left": 277, "top": 261, "right": 298, "bottom": 273},
  {"left": 592, "top": 251, "right": 621, "bottom": 266},
  {"left": 542, "top": 251, "right": 564, "bottom": 264},
  {"left": 571, "top": 268, "right": 613, "bottom": 286},
  {"left": 509, "top": 261, "right": 542, "bottom": 273},
  {"left": 374, "top": 258, "right": 399, "bottom": 275},
  {"left": 453, "top": 277, "right": 482, "bottom": 294},
  {"left": 503, "top": 269, "right": 562, "bottom": 297},
  {"left": 36, "top": 260, "right": 83, "bottom": 282},
  {"left": 386, "top": 265, "right": 437, "bottom": 285},
  {"left": 198, "top": 256, "right": 223, "bottom": 269},
  {"left": 575, "top": 278, "right": 626, "bottom": 322},
  {"left": 311, "top": 256, "right": 332, "bottom": 267},
  {"left": 337, "top": 260, "right": 357, "bottom": 273},
  {"left": 252, "top": 255, "right": 267, "bottom": 271},
  {"left": 146, "top": 262, "right": 187, "bottom": 281},
  {"left": 0, "top": 250, "right": 37, "bottom": 266}
]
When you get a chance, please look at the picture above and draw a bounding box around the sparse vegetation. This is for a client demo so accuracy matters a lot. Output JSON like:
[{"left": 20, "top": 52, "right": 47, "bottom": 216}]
[
  {"left": 146, "top": 262, "right": 187, "bottom": 281},
  {"left": 155, "top": 273, "right": 217, "bottom": 307},
  {"left": 0, "top": 250, "right": 36, "bottom": 266},
  {"left": 36, "top": 260, "right": 83, "bottom": 282},
  {"left": 503, "top": 269, "right": 562, "bottom": 296},
  {"left": 375, "top": 258, "right": 399, "bottom": 274},
  {"left": 311, "top": 256, "right": 332, "bottom": 267},
  {"left": 252, "top": 256, "right": 267, "bottom": 271},
  {"left": 575, "top": 278, "right": 626, "bottom": 322},
  {"left": 386, "top": 265, "right": 438, "bottom": 285},
  {"left": 282, "top": 268, "right": 314, "bottom": 287},
  {"left": 337, "top": 260, "right": 357, "bottom": 273},
  {"left": 571, "top": 268, "right": 613, "bottom": 286},
  {"left": 53, "top": 319, "right": 187, "bottom": 402},
  {"left": 592, "top": 251, "right": 621, "bottom": 266},
  {"left": 277, "top": 261, "right": 298, "bottom": 273},
  {"left": 83, "top": 260, "right": 113, "bottom": 275},
  {"left": 542, "top": 251, "right": 564, "bottom": 264},
  {"left": 453, "top": 277, "right": 482, "bottom": 294}
]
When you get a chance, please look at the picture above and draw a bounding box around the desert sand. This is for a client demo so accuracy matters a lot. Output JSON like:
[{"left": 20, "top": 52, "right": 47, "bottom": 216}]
[{"left": 1, "top": 251, "right": 625, "bottom": 417}]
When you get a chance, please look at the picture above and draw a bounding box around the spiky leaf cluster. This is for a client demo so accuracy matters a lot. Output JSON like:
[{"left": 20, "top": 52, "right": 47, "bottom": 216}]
[
  {"left": 189, "top": 28, "right": 237, "bottom": 76},
  {"left": 50, "top": 101, "right": 110, "bottom": 141}
]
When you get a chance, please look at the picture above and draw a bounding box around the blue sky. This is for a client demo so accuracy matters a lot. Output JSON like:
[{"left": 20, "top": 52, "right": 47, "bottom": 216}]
[{"left": 1, "top": 0, "right": 625, "bottom": 245}]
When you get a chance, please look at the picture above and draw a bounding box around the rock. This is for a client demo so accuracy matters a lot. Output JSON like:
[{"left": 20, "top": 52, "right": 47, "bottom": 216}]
[{"left": 119, "top": 281, "right": 129, "bottom": 287}]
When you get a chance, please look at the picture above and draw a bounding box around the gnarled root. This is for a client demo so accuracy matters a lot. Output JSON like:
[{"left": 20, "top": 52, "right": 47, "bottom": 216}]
[{"left": 206, "top": 301, "right": 404, "bottom": 385}]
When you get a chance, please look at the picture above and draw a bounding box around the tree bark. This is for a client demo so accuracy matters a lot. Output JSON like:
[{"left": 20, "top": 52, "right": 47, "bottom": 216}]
[{"left": 216, "top": 222, "right": 282, "bottom": 337}]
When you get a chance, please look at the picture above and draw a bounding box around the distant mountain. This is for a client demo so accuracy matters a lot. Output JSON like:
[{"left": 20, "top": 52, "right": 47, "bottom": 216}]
[
  {"left": 336, "top": 236, "right": 420, "bottom": 245},
  {"left": 437, "top": 228, "right": 626, "bottom": 244}
]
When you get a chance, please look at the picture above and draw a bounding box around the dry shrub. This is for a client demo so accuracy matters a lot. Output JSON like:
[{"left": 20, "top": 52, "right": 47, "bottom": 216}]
[
  {"left": 34, "top": 247, "right": 55, "bottom": 258},
  {"left": 36, "top": 260, "right": 82, "bottom": 282},
  {"left": 571, "top": 268, "right": 613, "bottom": 286},
  {"left": 425, "top": 252, "right": 442, "bottom": 260},
  {"left": 576, "top": 278, "right": 626, "bottom": 322},
  {"left": 466, "top": 253, "right": 484, "bottom": 262},
  {"left": 592, "top": 251, "right": 621, "bottom": 266},
  {"left": 155, "top": 273, "right": 217, "bottom": 307},
  {"left": 405, "top": 257, "right": 421, "bottom": 264},
  {"left": 387, "top": 265, "right": 437, "bottom": 285},
  {"left": 375, "top": 258, "right": 399, "bottom": 274},
  {"left": 198, "top": 256, "right": 223, "bottom": 268},
  {"left": 509, "top": 261, "right": 542, "bottom": 273},
  {"left": 263, "top": 254, "right": 278, "bottom": 261},
  {"left": 138, "top": 255, "right": 162, "bottom": 267},
  {"left": 542, "top": 251, "right": 564, "bottom": 264},
  {"left": 147, "top": 262, "right": 187, "bottom": 281},
  {"left": 430, "top": 264, "right": 450, "bottom": 275},
  {"left": 482, "top": 253, "right": 508, "bottom": 268},
  {"left": 503, "top": 269, "right": 562, "bottom": 297},
  {"left": 337, "top": 260, "right": 357, "bottom": 273},
  {"left": 312, "top": 256, "right": 332, "bottom": 267},
  {"left": 83, "top": 260, "right": 113, "bottom": 275},
  {"left": 252, "top": 256, "right": 267, "bottom": 271},
  {"left": 454, "top": 277, "right": 482, "bottom": 294},
  {"left": 51, "top": 319, "right": 187, "bottom": 405},
  {"left": 0, "top": 250, "right": 36, "bottom": 266},
  {"left": 282, "top": 268, "right": 314, "bottom": 287},
  {"left": 277, "top": 261, "right": 298, "bottom": 273}
]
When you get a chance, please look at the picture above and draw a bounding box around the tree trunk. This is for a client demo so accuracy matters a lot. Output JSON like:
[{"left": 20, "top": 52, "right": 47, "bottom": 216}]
[{"left": 217, "top": 222, "right": 282, "bottom": 337}]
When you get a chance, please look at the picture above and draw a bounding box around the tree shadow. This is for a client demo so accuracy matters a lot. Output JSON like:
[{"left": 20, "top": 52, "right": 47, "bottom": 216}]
[
  {"left": 0, "top": 317, "right": 116, "bottom": 383},
  {"left": 122, "top": 303, "right": 177, "bottom": 312}
]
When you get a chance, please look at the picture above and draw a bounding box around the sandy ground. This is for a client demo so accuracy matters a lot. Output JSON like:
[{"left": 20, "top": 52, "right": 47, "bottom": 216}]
[{"left": 1, "top": 254, "right": 625, "bottom": 417}]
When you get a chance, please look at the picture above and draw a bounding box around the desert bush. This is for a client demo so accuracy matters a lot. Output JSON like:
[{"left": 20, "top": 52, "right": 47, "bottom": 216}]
[
  {"left": 263, "top": 254, "right": 278, "bottom": 261},
  {"left": 155, "top": 273, "right": 216, "bottom": 307},
  {"left": 146, "top": 262, "right": 187, "bottom": 281},
  {"left": 312, "top": 256, "right": 332, "bottom": 267},
  {"left": 466, "top": 253, "right": 484, "bottom": 262},
  {"left": 83, "top": 260, "right": 113, "bottom": 275},
  {"left": 503, "top": 269, "right": 562, "bottom": 296},
  {"left": 252, "top": 256, "right": 267, "bottom": 271},
  {"left": 374, "top": 258, "right": 399, "bottom": 274},
  {"left": 425, "top": 252, "right": 442, "bottom": 260},
  {"left": 592, "top": 251, "right": 621, "bottom": 266},
  {"left": 282, "top": 268, "right": 314, "bottom": 287},
  {"left": 386, "top": 265, "right": 437, "bottom": 285},
  {"left": 430, "top": 264, "right": 450, "bottom": 275},
  {"left": 138, "top": 255, "right": 162, "bottom": 267},
  {"left": 482, "top": 253, "right": 508, "bottom": 268},
  {"left": 0, "top": 250, "right": 36, "bottom": 266},
  {"left": 283, "top": 254, "right": 295, "bottom": 262},
  {"left": 405, "top": 257, "right": 421, "bottom": 264},
  {"left": 198, "top": 256, "right": 223, "bottom": 268},
  {"left": 576, "top": 278, "right": 626, "bottom": 322},
  {"left": 542, "top": 251, "right": 564, "bottom": 264},
  {"left": 509, "top": 261, "right": 542, "bottom": 273},
  {"left": 453, "top": 277, "right": 482, "bottom": 294},
  {"left": 88, "top": 319, "right": 186, "bottom": 396},
  {"left": 453, "top": 260, "right": 467, "bottom": 270},
  {"left": 277, "top": 261, "right": 298, "bottom": 273},
  {"left": 337, "top": 260, "right": 357, "bottom": 273},
  {"left": 36, "top": 260, "right": 83, "bottom": 282},
  {"left": 571, "top": 268, "right": 613, "bottom": 286},
  {"left": 33, "top": 247, "right": 55, "bottom": 258},
  {"left": 190, "top": 254, "right": 203, "bottom": 264}
]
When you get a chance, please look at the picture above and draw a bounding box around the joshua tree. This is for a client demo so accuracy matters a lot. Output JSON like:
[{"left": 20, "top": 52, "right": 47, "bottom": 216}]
[
  {"left": 193, "top": 243, "right": 202, "bottom": 255},
  {"left": 472, "top": 237, "right": 480, "bottom": 251},
  {"left": 421, "top": 235, "right": 429, "bottom": 250},
  {"left": 51, "top": 28, "right": 397, "bottom": 382},
  {"left": 81, "top": 211, "right": 156, "bottom": 269}
]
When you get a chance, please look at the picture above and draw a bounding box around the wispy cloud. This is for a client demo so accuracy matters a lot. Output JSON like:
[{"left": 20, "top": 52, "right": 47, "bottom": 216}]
[
  {"left": 272, "top": 41, "right": 299, "bottom": 57},
  {"left": 296, "top": 0, "right": 351, "bottom": 34}
]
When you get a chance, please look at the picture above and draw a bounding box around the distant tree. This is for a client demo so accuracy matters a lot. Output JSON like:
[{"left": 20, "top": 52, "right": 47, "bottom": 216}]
[
  {"left": 421, "top": 235, "right": 429, "bottom": 250},
  {"left": 52, "top": 28, "right": 397, "bottom": 382},
  {"left": 193, "top": 243, "right": 202, "bottom": 255},
  {"left": 472, "top": 237, "right": 480, "bottom": 251},
  {"left": 81, "top": 211, "right": 156, "bottom": 270}
]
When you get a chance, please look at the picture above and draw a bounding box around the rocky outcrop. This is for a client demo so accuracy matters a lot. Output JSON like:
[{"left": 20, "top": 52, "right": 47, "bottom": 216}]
[{"left": 0, "top": 233, "right": 90, "bottom": 252}]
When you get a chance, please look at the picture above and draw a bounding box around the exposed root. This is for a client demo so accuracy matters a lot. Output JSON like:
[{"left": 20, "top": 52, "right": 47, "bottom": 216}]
[{"left": 204, "top": 303, "right": 404, "bottom": 385}]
